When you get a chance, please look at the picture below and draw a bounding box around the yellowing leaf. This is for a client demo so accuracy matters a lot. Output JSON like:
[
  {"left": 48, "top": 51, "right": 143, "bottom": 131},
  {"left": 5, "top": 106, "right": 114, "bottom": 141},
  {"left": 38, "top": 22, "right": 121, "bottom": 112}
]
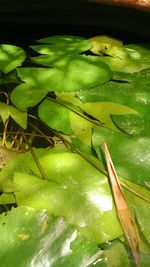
[
  {"left": 89, "top": 35, "right": 123, "bottom": 55},
  {"left": 70, "top": 101, "right": 137, "bottom": 146},
  {"left": 0, "top": 102, "right": 27, "bottom": 129}
]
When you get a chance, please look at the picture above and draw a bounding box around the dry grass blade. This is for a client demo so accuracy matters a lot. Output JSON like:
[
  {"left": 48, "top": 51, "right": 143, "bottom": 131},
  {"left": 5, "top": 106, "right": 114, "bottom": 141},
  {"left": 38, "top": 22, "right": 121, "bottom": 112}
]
[
  {"left": 102, "top": 142, "right": 140, "bottom": 267},
  {"left": 20, "top": 129, "right": 49, "bottom": 180}
]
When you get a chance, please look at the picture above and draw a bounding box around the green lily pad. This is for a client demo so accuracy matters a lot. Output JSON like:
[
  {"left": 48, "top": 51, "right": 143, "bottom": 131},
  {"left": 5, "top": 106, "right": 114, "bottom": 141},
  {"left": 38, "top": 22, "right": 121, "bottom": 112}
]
[
  {"left": 0, "top": 146, "right": 20, "bottom": 170},
  {"left": 31, "top": 35, "right": 92, "bottom": 55},
  {"left": 39, "top": 95, "right": 137, "bottom": 147},
  {"left": 70, "top": 102, "right": 137, "bottom": 146},
  {"left": 92, "top": 126, "right": 150, "bottom": 185},
  {"left": 0, "top": 206, "right": 104, "bottom": 267},
  {"left": 11, "top": 55, "right": 112, "bottom": 111},
  {"left": 89, "top": 35, "right": 123, "bottom": 55},
  {"left": 135, "top": 205, "right": 150, "bottom": 246},
  {"left": 0, "top": 193, "right": 15, "bottom": 205},
  {"left": 125, "top": 43, "right": 150, "bottom": 64},
  {"left": 122, "top": 183, "right": 150, "bottom": 253},
  {"left": 0, "top": 148, "right": 50, "bottom": 192},
  {"left": 0, "top": 70, "right": 19, "bottom": 85},
  {"left": 145, "top": 182, "right": 150, "bottom": 189},
  {"left": 102, "top": 240, "right": 134, "bottom": 267},
  {"left": 98, "top": 44, "right": 150, "bottom": 73},
  {"left": 0, "top": 102, "right": 27, "bottom": 128},
  {"left": 14, "top": 148, "right": 123, "bottom": 244},
  {"left": 77, "top": 69, "right": 150, "bottom": 117},
  {"left": 39, "top": 99, "right": 73, "bottom": 135},
  {"left": 0, "top": 44, "right": 25, "bottom": 73},
  {"left": 111, "top": 114, "right": 150, "bottom": 137}
]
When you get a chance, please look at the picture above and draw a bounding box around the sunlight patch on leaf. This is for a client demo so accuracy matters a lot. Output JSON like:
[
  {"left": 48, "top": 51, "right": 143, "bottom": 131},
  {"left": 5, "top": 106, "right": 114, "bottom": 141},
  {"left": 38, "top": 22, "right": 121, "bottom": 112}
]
[
  {"left": 0, "top": 44, "right": 25, "bottom": 73},
  {"left": 0, "top": 206, "right": 104, "bottom": 267},
  {"left": 39, "top": 99, "right": 73, "bottom": 135},
  {"left": 111, "top": 114, "right": 150, "bottom": 137},
  {"left": 0, "top": 102, "right": 27, "bottom": 128},
  {"left": 31, "top": 35, "right": 92, "bottom": 55},
  {"left": 0, "top": 193, "right": 15, "bottom": 205},
  {"left": 89, "top": 35, "right": 123, "bottom": 55},
  {"left": 92, "top": 126, "right": 150, "bottom": 185},
  {"left": 14, "top": 149, "right": 123, "bottom": 244},
  {"left": 11, "top": 55, "right": 112, "bottom": 110},
  {"left": 97, "top": 44, "right": 150, "bottom": 73},
  {"left": 76, "top": 68, "right": 150, "bottom": 118},
  {"left": 70, "top": 102, "right": 137, "bottom": 146}
]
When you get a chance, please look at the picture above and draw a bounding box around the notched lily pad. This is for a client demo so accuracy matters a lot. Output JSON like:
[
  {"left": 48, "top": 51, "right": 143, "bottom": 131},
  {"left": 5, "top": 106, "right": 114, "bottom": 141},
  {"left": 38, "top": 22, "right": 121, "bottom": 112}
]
[
  {"left": 11, "top": 55, "right": 112, "bottom": 110},
  {"left": 0, "top": 101, "right": 27, "bottom": 128}
]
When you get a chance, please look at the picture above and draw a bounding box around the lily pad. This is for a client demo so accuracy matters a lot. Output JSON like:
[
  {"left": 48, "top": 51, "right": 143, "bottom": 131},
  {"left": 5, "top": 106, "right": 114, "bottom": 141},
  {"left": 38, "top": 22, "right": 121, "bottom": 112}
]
[
  {"left": 0, "top": 148, "right": 50, "bottom": 192},
  {"left": 0, "top": 193, "right": 15, "bottom": 205},
  {"left": 11, "top": 55, "right": 112, "bottom": 111},
  {"left": 71, "top": 101, "right": 137, "bottom": 145},
  {"left": 31, "top": 35, "right": 92, "bottom": 55},
  {"left": 98, "top": 44, "right": 150, "bottom": 72},
  {"left": 0, "top": 206, "right": 104, "bottom": 267},
  {"left": 39, "top": 99, "right": 73, "bottom": 135},
  {"left": 77, "top": 68, "right": 150, "bottom": 116},
  {"left": 14, "top": 148, "right": 123, "bottom": 244},
  {"left": 0, "top": 102, "right": 27, "bottom": 128},
  {"left": 0, "top": 70, "right": 19, "bottom": 85},
  {"left": 135, "top": 205, "right": 150, "bottom": 246},
  {"left": 0, "top": 44, "right": 25, "bottom": 73},
  {"left": 92, "top": 126, "right": 150, "bottom": 185},
  {"left": 89, "top": 35, "right": 123, "bottom": 55},
  {"left": 125, "top": 43, "right": 150, "bottom": 64},
  {"left": 39, "top": 96, "right": 137, "bottom": 147},
  {"left": 111, "top": 114, "right": 150, "bottom": 137}
]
